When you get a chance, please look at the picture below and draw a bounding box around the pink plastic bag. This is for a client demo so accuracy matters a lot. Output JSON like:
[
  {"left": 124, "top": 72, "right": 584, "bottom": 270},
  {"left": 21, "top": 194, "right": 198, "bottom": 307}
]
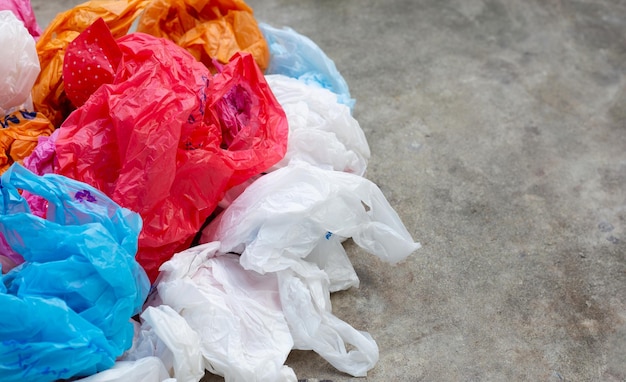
[{"left": 0, "top": 0, "right": 42, "bottom": 39}]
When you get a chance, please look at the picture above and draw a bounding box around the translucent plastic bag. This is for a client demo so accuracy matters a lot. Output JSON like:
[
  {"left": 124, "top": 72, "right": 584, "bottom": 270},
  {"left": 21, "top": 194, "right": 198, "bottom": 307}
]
[
  {"left": 0, "top": 0, "right": 42, "bottom": 39},
  {"left": 202, "top": 162, "right": 420, "bottom": 284},
  {"left": 0, "top": 110, "right": 54, "bottom": 174},
  {"left": 32, "top": 0, "right": 148, "bottom": 126},
  {"left": 266, "top": 74, "right": 369, "bottom": 175},
  {"left": 0, "top": 11, "right": 40, "bottom": 115},
  {"left": 137, "top": 0, "right": 269, "bottom": 73},
  {"left": 200, "top": 162, "right": 420, "bottom": 376},
  {"left": 75, "top": 357, "right": 172, "bottom": 382},
  {"left": 260, "top": 23, "right": 355, "bottom": 111},
  {"left": 21, "top": 129, "right": 59, "bottom": 219},
  {"left": 0, "top": 164, "right": 149, "bottom": 381},
  {"left": 23, "top": 129, "right": 59, "bottom": 178},
  {"left": 151, "top": 243, "right": 297, "bottom": 382},
  {"left": 55, "top": 20, "right": 287, "bottom": 282},
  {"left": 118, "top": 305, "right": 204, "bottom": 382}
]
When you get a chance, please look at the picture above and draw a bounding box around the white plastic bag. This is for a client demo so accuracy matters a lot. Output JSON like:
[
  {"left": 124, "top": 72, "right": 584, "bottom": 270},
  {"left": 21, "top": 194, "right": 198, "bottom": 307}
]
[
  {"left": 154, "top": 243, "right": 297, "bottom": 382},
  {"left": 200, "top": 162, "right": 420, "bottom": 376},
  {"left": 74, "top": 357, "right": 172, "bottom": 382},
  {"left": 0, "top": 10, "right": 40, "bottom": 115},
  {"left": 201, "top": 162, "right": 420, "bottom": 288},
  {"left": 266, "top": 75, "right": 370, "bottom": 176},
  {"left": 111, "top": 306, "right": 204, "bottom": 382},
  {"left": 137, "top": 306, "right": 205, "bottom": 382},
  {"left": 277, "top": 268, "right": 380, "bottom": 376}
]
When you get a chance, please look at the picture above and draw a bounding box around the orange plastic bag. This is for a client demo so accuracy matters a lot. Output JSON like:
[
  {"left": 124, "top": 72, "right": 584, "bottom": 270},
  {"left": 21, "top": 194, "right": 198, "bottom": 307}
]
[
  {"left": 0, "top": 110, "right": 54, "bottom": 174},
  {"left": 32, "top": 0, "right": 147, "bottom": 127},
  {"left": 55, "top": 20, "right": 287, "bottom": 282},
  {"left": 137, "top": 0, "right": 269, "bottom": 73}
]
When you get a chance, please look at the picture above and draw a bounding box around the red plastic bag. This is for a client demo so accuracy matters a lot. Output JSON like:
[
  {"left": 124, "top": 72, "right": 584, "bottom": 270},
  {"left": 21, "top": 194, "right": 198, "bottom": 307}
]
[
  {"left": 32, "top": 0, "right": 147, "bottom": 126},
  {"left": 55, "top": 20, "right": 287, "bottom": 282}
]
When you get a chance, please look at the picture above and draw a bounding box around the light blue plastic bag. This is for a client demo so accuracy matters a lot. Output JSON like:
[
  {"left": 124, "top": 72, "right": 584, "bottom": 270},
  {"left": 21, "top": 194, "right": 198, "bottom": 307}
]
[
  {"left": 259, "top": 22, "right": 355, "bottom": 111},
  {"left": 0, "top": 164, "right": 149, "bottom": 382}
]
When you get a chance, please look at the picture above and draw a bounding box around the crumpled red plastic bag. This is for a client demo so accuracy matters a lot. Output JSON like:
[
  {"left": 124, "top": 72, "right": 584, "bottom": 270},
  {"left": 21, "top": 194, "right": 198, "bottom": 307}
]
[
  {"left": 55, "top": 20, "right": 287, "bottom": 282},
  {"left": 32, "top": 0, "right": 147, "bottom": 127},
  {"left": 0, "top": 110, "right": 54, "bottom": 174},
  {"left": 136, "top": 0, "right": 269, "bottom": 73}
]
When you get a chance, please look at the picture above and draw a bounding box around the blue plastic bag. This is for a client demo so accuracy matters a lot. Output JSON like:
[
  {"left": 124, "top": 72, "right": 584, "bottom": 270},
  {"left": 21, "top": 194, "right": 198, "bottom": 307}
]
[
  {"left": 0, "top": 164, "right": 149, "bottom": 382},
  {"left": 259, "top": 22, "right": 355, "bottom": 111}
]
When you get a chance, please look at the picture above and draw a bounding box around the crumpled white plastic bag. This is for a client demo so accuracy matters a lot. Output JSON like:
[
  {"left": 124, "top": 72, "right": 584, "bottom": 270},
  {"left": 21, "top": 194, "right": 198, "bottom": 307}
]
[
  {"left": 86, "top": 305, "right": 205, "bottom": 382},
  {"left": 276, "top": 268, "right": 380, "bottom": 376},
  {"left": 200, "top": 162, "right": 420, "bottom": 376},
  {"left": 133, "top": 306, "right": 205, "bottom": 382},
  {"left": 74, "top": 356, "right": 172, "bottom": 382},
  {"left": 266, "top": 74, "right": 370, "bottom": 176},
  {"left": 154, "top": 242, "right": 297, "bottom": 382},
  {"left": 0, "top": 10, "right": 39, "bottom": 115},
  {"left": 202, "top": 162, "right": 420, "bottom": 290}
]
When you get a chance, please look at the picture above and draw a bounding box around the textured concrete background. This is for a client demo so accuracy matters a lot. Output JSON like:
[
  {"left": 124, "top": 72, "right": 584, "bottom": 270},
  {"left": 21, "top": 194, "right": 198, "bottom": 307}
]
[{"left": 32, "top": 1, "right": 626, "bottom": 381}]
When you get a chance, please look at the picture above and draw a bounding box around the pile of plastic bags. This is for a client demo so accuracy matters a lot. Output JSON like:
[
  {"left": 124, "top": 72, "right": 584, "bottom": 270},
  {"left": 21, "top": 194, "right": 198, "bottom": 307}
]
[{"left": 0, "top": 1, "right": 420, "bottom": 381}]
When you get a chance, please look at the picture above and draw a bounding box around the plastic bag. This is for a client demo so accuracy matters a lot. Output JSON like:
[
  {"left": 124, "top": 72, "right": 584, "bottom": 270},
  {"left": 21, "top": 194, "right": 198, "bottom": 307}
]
[
  {"left": 32, "top": 0, "right": 148, "bottom": 126},
  {"left": 0, "top": 110, "right": 54, "bottom": 174},
  {"left": 55, "top": 20, "right": 287, "bottom": 282},
  {"left": 200, "top": 162, "right": 420, "bottom": 376},
  {"left": 137, "top": 0, "right": 269, "bottom": 73},
  {"left": 0, "top": 254, "right": 16, "bottom": 273},
  {"left": 0, "top": 11, "right": 40, "bottom": 115},
  {"left": 119, "top": 305, "right": 205, "bottom": 382},
  {"left": 0, "top": 163, "right": 149, "bottom": 381},
  {"left": 266, "top": 74, "right": 370, "bottom": 175},
  {"left": 23, "top": 129, "right": 59, "bottom": 177},
  {"left": 75, "top": 357, "right": 172, "bottom": 382},
  {"left": 260, "top": 23, "right": 355, "bottom": 111},
  {"left": 21, "top": 129, "right": 60, "bottom": 218},
  {"left": 150, "top": 242, "right": 297, "bottom": 382},
  {"left": 202, "top": 162, "right": 420, "bottom": 285},
  {"left": 0, "top": 0, "right": 42, "bottom": 39}
]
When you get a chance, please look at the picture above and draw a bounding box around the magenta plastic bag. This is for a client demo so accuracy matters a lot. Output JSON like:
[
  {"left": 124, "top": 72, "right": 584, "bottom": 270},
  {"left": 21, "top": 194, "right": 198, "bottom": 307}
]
[
  {"left": 22, "top": 121, "right": 60, "bottom": 219},
  {"left": 0, "top": 163, "right": 149, "bottom": 381},
  {"left": 0, "top": 0, "right": 42, "bottom": 39}
]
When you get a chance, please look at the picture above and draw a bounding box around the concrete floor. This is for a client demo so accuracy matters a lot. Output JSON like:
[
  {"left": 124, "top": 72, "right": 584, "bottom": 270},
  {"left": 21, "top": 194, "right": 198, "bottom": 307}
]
[{"left": 31, "top": 0, "right": 626, "bottom": 381}]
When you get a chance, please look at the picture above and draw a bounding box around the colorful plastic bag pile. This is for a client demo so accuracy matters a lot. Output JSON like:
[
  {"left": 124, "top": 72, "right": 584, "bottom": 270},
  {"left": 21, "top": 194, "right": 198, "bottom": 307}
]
[{"left": 0, "top": 1, "right": 420, "bottom": 381}]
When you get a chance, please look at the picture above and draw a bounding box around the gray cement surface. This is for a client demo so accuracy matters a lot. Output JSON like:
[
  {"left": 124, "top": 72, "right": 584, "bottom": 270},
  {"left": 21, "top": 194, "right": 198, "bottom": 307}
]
[{"left": 32, "top": 1, "right": 626, "bottom": 381}]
